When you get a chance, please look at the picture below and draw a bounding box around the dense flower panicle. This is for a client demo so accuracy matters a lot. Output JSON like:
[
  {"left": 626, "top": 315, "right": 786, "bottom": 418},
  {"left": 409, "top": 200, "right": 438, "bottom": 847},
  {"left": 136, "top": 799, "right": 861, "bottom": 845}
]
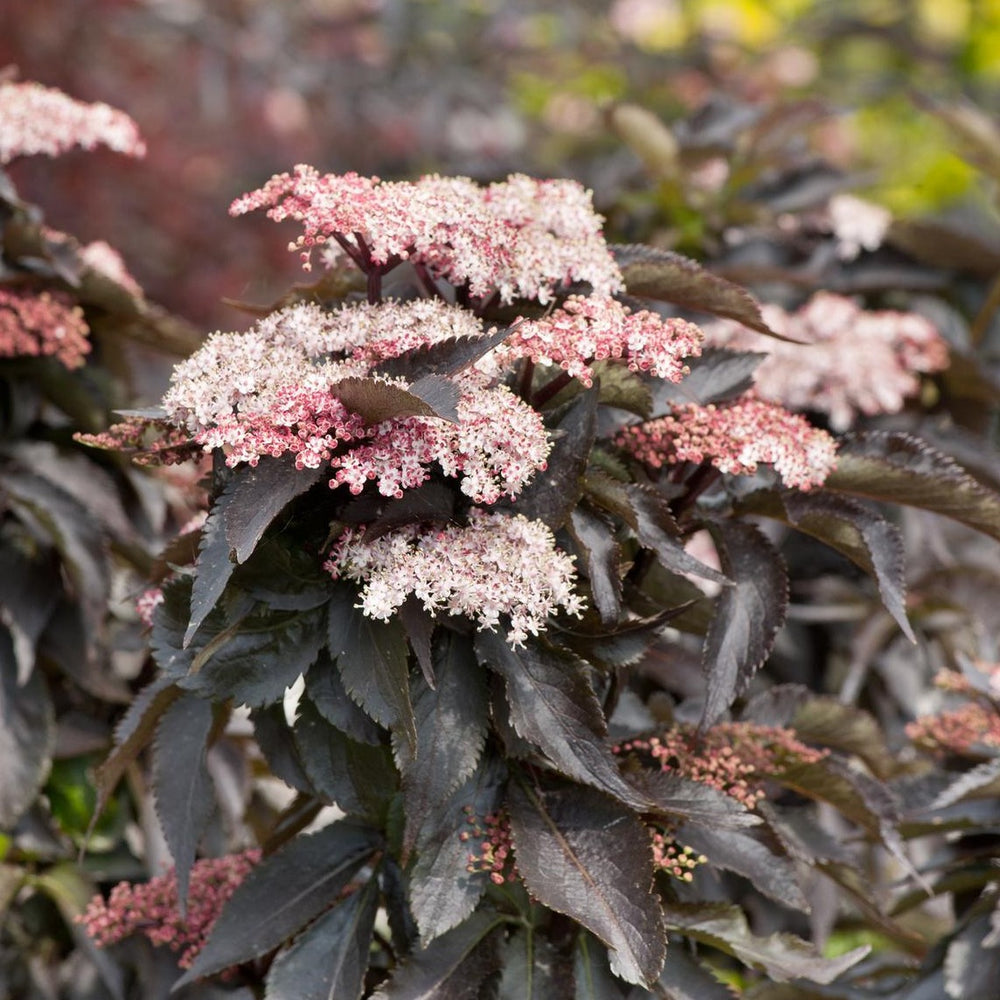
[
  {"left": 0, "top": 288, "right": 91, "bottom": 368},
  {"left": 615, "top": 723, "right": 828, "bottom": 810},
  {"left": 906, "top": 663, "right": 1000, "bottom": 755},
  {"left": 480, "top": 294, "right": 703, "bottom": 386},
  {"left": 231, "top": 167, "right": 622, "bottom": 303},
  {"left": 161, "top": 301, "right": 548, "bottom": 496},
  {"left": 0, "top": 80, "right": 145, "bottom": 163},
  {"left": 906, "top": 703, "right": 1000, "bottom": 755},
  {"left": 703, "top": 292, "right": 949, "bottom": 431},
  {"left": 78, "top": 850, "right": 260, "bottom": 969},
  {"left": 329, "top": 376, "right": 550, "bottom": 503},
  {"left": 325, "top": 510, "right": 584, "bottom": 646},
  {"left": 616, "top": 393, "right": 838, "bottom": 490}
]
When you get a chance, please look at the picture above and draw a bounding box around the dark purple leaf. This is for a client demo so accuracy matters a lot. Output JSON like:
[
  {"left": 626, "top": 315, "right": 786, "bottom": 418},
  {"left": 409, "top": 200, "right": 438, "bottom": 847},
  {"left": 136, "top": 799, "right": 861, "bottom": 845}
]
[
  {"left": 652, "top": 348, "right": 764, "bottom": 408},
  {"left": 498, "top": 929, "right": 573, "bottom": 1000},
  {"left": 152, "top": 692, "right": 215, "bottom": 915},
  {"left": 740, "top": 489, "right": 914, "bottom": 642},
  {"left": 508, "top": 778, "right": 666, "bottom": 987},
  {"left": 371, "top": 908, "right": 503, "bottom": 999},
  {"left": 397, "top": 631, "right": 489, "bottom": 854},
  {"left": 294, "top": 697, "right": 397, "bottom": 819},
  {"left": 336, "top": 604, "right": 415, "bottom": 751},
  {"left": 788, "top": 697, "right": 897, "bottom": 781},
  {"left": 825, "top": 432, "right": 1000, "bottom": 543},
  {"left": 0, "top": 546, "right": 60, "bottom": 682},
  {"left": 673, "top": 823, "right": 807, "bottom": 909},
  {"left": 568, "top": 506, "right": 622, "bottom": 625},
  {"left": 329, "top": 375, "right": 457, "bottom": 424},
  {"left": 184, "top": 490, "right": 236, "bottom": 647},
  {"left": 651, "top": 947, "right": 737, "bottom": 1000},
  {"left": 307, "top": 649, "right": 383, "bottom": 745},
  {"left": 700, "top": 521, "right": 787, "bottom": 729},
  {"left": 223, "top": 456, "right": 324, "bottom": 564},
  {"left": 3, "top": 468, "right": 109, "bottom": 653},
  {"left": 612, "top": 245, "right": 783, "bottom": 340},
  {"left": 515, "top": 389, "right": 597, "bottom": 530},
  {"left": 409, "top": 374, "right": 462, "bottom": 423},
  {"left": 628, "top": 486, "right": 730, "bottom": 587},
  {"left": 574, "top": 931, "right": 627, "bottom": 1000},
  {"left": 0, "top": 628, "right": 55, "bottom": 827},
  {"left": 154, "top": 578, "right": 327, "bottom": 707},
  {"left": 636, "top": 773, "right": 762, "bottom": 830},
  {"left": 252, "top": 703, "right": 312, "bottom": 794},
  {"left": 477, "top": 632, "right": 648, "bottom": 811},
  {"left": 661, "top": 901, "right": 869, "bottom": 984},
  {"left": 374, "top": 323, "right": 512, "bottom": 380},
  {"left": 177, "top": 820, "right": 380, "bottom": 986},
  {"left": 265, "top": 877, "right": 379, "bottom": 1000},
  {"left": 409, "top": 755, "right": 506, "bottom": 943},
  {"left": 92, "top": 676, "right": 182, "bottom": 829}
]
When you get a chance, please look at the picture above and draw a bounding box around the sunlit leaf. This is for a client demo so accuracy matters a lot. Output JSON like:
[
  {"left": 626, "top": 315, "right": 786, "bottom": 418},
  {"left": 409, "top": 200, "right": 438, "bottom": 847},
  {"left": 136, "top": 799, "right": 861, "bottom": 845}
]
[{"left": 508, "top": 777, "right": 666, "bottom": 987}]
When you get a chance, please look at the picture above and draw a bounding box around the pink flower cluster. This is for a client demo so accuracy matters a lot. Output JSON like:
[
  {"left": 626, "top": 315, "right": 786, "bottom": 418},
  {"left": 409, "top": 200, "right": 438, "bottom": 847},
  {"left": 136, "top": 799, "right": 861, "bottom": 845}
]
[
  {"left": 615, "top": 393, "right": 838, "bottom": 490},
  {"left": 325, "top": 510, "right": 584, "bottom": 646},
  {"left": 79, "top": 240, "right": 144, "bottom": 298},
  {"left": 703, "top": 292, "right": 949, "bottom": 431},
  {"left": 230, "top": 167, "right": 623, "bottom": 304},
  {"left": 906, "top": 663, "right": 1000, "bottom": 755},
  {"left": 0, "top": 287, "right": 90, "bottom": 368},
  {"left": 79, "top": 849, "right": 260, "bottom": 970},
  {"left": 615, "top": 723, "right": 827, "bottom": 810},
  {"left": 480, "top": 294, "right": 703, "bottom": 386},
  {"left": 0, "top": 80, "right": 145, "bottom": 163},
  {"left": 162, "top": 300, "right": 550, "bottom": 502}
]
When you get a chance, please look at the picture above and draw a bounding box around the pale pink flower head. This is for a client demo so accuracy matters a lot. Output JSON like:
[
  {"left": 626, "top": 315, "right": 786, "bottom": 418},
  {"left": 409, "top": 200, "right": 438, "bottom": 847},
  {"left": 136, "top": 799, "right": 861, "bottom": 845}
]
[
  {"left": 231, "top": 168, "right": 622, "bottom": 304},
  {"left": 0, "top": 80, "right": 145, "bottom": 163},
  {"left": 481, "top": 294, "right": 703, "bottom": 386},
  {"left": 79, "top": 849, "right": 260, "bottom": 970},
  {"left": 615, "top": 392, "right": 838, "bottom": 491},
  {"left": 0, "top": 287, "right": 90, "bottom": 368},
  {"left": 325, "top": 509, "right": 584, "bottom": 646},
  {"left": 703, "top": 292, "right": 949, "bottom": 431},
  {"left": 160, "top": 300, "right": 550, "bottom": 501}
]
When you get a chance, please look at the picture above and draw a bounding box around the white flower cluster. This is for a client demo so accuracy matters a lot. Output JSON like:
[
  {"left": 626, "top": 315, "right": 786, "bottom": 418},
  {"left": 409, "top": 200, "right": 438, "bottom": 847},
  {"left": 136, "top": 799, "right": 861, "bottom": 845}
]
[
  {"left": 0, "top": 80, "right": 145, "bottom": 164},
  {"left": 326, "top": 510, "right": 584, "bottom": 646}
]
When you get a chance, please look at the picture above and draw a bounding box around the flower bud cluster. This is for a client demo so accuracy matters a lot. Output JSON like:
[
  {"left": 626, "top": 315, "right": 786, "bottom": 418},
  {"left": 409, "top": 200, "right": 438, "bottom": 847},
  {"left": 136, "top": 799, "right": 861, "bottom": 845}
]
[
  {"left": 703, "top": 292, "right": 949, "bottom": 431},
  {"left": 0, "top": 287, "right": 91, "bottom": 369},
  {"left": 615, "top": 722, "right": 827, "bottom": 810},
  {"left": 0, "top": 80, "right": 146, "bottom": 163},
  {"left": 325, "top": 510, "right": 584, "bottom": 646},
  {"left": 78, "top": 849, "right": 260, "bottom": 970},
  {"left": 461, "top": 806, "right": 518, "bottom": 886},
  {"left": 615, "top": 393, "right": 838, "bottom": 491},
  {"left": 649, "top": 835, "right": 706, "bottom": 881},
  {"left": 230, "top": 167, "right": 622, "bottom": 303},
  {"left": 906, "top": 663, "right": 1000, "bottom": 755}
]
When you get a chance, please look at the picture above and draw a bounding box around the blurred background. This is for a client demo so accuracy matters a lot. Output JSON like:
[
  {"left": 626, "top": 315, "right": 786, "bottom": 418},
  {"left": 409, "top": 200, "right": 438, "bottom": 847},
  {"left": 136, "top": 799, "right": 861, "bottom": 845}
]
[{"left": 2, "top": 0, "right": 998, "bottom": 329}]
